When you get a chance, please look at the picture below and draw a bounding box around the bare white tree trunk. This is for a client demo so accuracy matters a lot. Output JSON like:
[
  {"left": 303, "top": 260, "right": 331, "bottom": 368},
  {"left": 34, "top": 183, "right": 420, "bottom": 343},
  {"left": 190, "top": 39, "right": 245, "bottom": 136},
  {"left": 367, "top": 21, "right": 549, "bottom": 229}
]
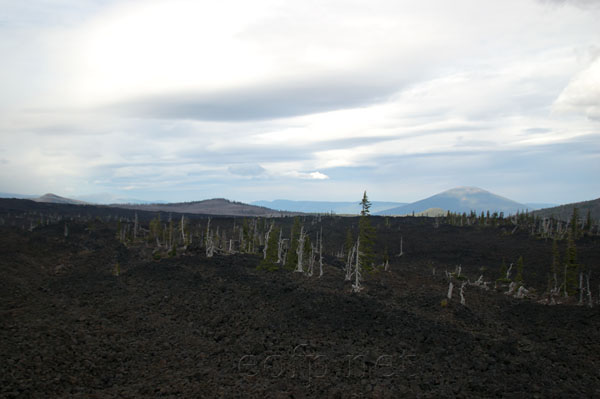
[
  {"left": 215, "top": 226, "right": 220, "bottom": 250},
  {"left": 586, "top": 273, "right": 593, "bottom": 308},
  {"left": 515, "top": 286, "right": 529, "bottom": 299},
  {"left": 447, "top": 281, "right": 453, "bottom": 300},
  {"left": 548, "top": 272, "right": 560, "bottom": 305},
  {"left": 263, "top": 222, "right": 273, "bottom": 260},
  {"left": 564, "top": 264, "right": 568, "bottom": 298},
  {"left": 252, "top": 219, "right": 258, "bottom": 253},
  {"left": 277, "top": 229, "right": 285, "bottom": 264},
  {"left": 295, "top": 226, "right": 305, "bottom": 273},
  {"left": 318, "top": 227, "right": 323, "bottom": 278},
  {"left": 506, "top": 263, "right": 513, "bottom": 280},
  {"left": 396, "top": 236, "right": 404, "bottom": 257},
  {"left": 206, "top": 239, "right": 214, "bottom": 257},
  {"left": 180, "top": 215, "right": 186, "bottom": 245},
  {"left": 239, "top": 228, "right": 244, "bottom": 252},
  {"left": 345, "top": 243, "right": 355, "bottom": 281},
  {"left": 168, "top": 215, "right": 173, "bottom": 249},
  {"left": 352, "top": 237, "right": 362, "bottom": 292},
  {"left": 504, "top": 281, "right": 529, "bottom": 298},
  {"left": 336, "top": 245, "right": 345, "bottom": 259},
  {"left": 307, "top": 244, "right": 315, "bottom": 277},
  {"left": 579, "top": 272, "right": 584, "bottom": 305},
  {"left": 460, "top": 282, "right": 466, "bottom": 305},
  {"left": 470, "top": 275, "right": 490, "bottom": 291},
  {"left": 205, "top": 218, "right": 214, "bottom": 257}
]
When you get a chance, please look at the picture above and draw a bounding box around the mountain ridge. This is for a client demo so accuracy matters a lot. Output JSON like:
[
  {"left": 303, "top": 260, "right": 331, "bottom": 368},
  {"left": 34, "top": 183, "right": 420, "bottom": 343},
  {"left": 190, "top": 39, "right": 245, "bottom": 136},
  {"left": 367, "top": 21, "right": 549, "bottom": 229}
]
[
  {"left": 1, "top": 189, "right": 582, "bottom": 218},
  {"left": 111, "top": 198, "right": 300, "bottom": 217},
  {"left": 533, "top": 197, "right": 600, "bottom": 222},
  {"left": 33, "top": 193, "right": 88, "bottom": 205},
  {"left": 376, "top": 186, "right": 531, "bottom": 216},
  {"left": 251, "top": 199, "right": 406, "bottom": 214}
]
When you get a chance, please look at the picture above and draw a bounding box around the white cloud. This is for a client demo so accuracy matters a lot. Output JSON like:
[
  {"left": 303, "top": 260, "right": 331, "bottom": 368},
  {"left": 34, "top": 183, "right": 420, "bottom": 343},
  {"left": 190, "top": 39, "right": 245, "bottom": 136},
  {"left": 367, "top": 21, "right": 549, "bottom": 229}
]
[
  {"left": 307, "top": 172, "right": 329, "bottom": 180},
  {"left": 553, "top": 56, "right": 600, "bottom": 120},
  {"left": 286, "top": 171, "right": 330, "bottom": 180}
]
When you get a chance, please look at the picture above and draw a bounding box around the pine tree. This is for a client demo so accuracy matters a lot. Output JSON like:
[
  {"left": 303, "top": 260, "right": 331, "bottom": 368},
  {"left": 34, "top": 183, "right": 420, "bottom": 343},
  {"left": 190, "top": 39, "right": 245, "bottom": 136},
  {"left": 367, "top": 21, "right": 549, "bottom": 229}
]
[
  {"left": 285, "top": 217, "right": 300, "bottom": 270},
  {"left": 116, "top": 219, "right": 122, "bottom": 241},
  {"left": 498, "top": 259, "right": 510, "bottom": 283},
  {"left": 149, "top": 214, "right": 163, "bottom": 246},
  {"left": 259, "top": 226, "right": 280, "bottom": 271},
  {"left": 133, "top": 212, "right": 139, "bottom": 240},
  {"left": 168, "top": 216, "right": 174, "bottom": 250},
  {"left": 584, "top": 210, "right": 592, "bottom": 234},
  {"left": 515, "top": 256, "right": 524, "bottom": 286},
  {"left": 358, "top": 191, "right": 375, "bottom": 271},
  {"left": 565, "top": 231, "right": 578, "bottom": 295},
  {"left": 360, "top": 191, "right": 371, "bottom": 216},
  {"left": 570, "top": 207, "right": 580, "bottom": 239},
  {"left": 551, "top": 239, "right": 560, "bottom": 291}
]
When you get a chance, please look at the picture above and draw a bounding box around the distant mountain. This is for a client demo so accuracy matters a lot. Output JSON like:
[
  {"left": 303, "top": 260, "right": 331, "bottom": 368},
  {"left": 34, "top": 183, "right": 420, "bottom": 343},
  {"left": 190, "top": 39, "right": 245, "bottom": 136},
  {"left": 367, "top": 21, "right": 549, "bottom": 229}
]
[
  {"left": 533, "top": 198, "right": 600, "bottom": 222},
  {"left": 112, "top": 198, "right": 299, "bottom": 217},
  {"left": 71, "top": 192, "right": 169, "bottom": 204},
  {"left": 0, "top": 192, "right": 38, "bottom": 200},
  {"left": 376, "top": 187, "right": 529, "bottom": 216},
  {"left": 33, "top": 193, "right": 88, "bottom": 205},
  {"left": 1, "top": 192, "right": 170, "bottom": 205},
  {"left": 111, "top": 198, "right": 169, "bottom": 205},
  {"left": 251, "top": 200, "right": 406, "bottom": 215},
  {"left": 525, "top": 203, "right": 558, "bottom": 210}
]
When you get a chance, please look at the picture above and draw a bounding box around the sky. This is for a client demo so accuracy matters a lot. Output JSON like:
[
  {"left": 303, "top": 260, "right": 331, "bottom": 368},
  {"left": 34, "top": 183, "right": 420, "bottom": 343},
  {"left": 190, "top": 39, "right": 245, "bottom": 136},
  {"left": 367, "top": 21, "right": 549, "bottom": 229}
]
[{"left": 0, "top": 0, "right": 599, "bottom": 204}]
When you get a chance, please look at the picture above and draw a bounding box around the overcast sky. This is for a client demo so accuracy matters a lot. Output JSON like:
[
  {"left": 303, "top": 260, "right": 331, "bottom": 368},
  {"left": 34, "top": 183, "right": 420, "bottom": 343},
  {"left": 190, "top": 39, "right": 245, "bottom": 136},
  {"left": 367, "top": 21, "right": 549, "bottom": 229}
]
[{"left": 0, "top": 0, "right": 598, "bottom": 204}]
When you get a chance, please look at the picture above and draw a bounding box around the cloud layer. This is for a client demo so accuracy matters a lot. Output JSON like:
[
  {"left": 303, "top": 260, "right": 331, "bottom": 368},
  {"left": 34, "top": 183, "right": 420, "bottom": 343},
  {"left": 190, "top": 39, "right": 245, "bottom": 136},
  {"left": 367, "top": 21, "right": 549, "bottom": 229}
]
[
  {"left": 108, "top": 75, "right": 401, "bottom": 121},
  {"left": 0, "top": 0, "right": 598, "bottom": 204}
]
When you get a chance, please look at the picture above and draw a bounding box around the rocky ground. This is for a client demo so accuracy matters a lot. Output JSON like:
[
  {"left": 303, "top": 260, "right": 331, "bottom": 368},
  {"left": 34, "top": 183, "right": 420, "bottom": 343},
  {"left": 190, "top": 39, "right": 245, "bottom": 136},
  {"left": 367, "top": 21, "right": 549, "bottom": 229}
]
[{"left": 1, "top": 219, "right": 600, "bottom": 398}]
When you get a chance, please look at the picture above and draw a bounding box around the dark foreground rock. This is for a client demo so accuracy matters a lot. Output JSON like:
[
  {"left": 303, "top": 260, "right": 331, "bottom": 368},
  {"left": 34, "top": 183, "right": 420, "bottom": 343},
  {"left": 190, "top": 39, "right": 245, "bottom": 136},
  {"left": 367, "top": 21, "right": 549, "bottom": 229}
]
[{"left": 1, "top": 222, "right": 600, "bottom": 398}]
